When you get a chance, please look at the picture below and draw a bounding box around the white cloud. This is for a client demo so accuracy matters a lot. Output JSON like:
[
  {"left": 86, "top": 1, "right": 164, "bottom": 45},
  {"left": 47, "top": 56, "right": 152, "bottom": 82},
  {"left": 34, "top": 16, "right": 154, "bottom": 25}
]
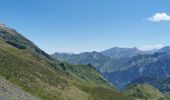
[
  {"left": 138, "top": 44, "right": 165, "bottom": 51},
  {"left": 148, "top": 12, "right": 170, "bottom": 22}
]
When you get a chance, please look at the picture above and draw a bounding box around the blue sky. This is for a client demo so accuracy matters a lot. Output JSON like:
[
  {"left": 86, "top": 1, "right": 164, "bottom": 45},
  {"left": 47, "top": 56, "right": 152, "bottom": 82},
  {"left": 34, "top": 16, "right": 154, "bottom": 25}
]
[{"left": 0, "top": 0, "right": 170, "bottom": 54}]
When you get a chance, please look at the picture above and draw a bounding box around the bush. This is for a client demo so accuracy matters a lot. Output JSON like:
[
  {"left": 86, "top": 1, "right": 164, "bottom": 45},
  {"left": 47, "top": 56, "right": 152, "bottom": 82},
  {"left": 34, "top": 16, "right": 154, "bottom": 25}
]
[{"left": 60, "top": 63, "right": 66, "bottom": 71}]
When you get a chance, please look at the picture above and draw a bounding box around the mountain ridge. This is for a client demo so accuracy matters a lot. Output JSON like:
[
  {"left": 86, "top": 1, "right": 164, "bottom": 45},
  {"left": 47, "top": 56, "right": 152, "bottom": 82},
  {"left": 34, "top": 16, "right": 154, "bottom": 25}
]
[
  {"left": 52, "top": 46, "right": 170, "bottom": 92},
  {"left": 0, "top": 24, "right": 133, "bottom": 100}
]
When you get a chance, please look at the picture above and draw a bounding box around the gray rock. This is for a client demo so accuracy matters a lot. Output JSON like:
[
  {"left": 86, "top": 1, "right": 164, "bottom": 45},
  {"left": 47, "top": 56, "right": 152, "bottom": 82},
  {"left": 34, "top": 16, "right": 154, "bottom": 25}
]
[{"left": 0, "top": 75, "right": 39, "bottom": 100}]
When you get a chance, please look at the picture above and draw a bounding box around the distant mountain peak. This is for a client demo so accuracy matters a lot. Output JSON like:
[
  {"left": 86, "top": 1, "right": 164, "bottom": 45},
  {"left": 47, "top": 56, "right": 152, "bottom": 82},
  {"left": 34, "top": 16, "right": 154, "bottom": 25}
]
[
  {"left": 132, "top": 47, "right": 139, "bottom": 50},
  {"left": 101, "top": 47, "right": 143, "bottom": 59},
  {"left": 158, "top": 46, "right": 170, "bottom": 53},
  {"left": 0, "top": 23, "right": 6, "bottom": 27},
  {"left": 159, "top": 46, "right": 170, "bottom": 50}
]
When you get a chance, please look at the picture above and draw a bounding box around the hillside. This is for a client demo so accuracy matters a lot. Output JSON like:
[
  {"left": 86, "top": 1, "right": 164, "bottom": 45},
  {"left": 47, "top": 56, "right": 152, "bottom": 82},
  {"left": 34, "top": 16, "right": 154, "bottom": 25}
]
[
  {"left": 0, "top": 75, "right": 38, "bottom": 100},
  {"left": 52, "top": 51, "right": 113, "bottom": 72},
  {"left": 102, "top": 52, "right": 170, "bottom": 89},
  {"left": 52, "top": 48, "right": 170, "bottom": 91},
  {"left": 51, "top": 47, "right": 146, "bottom": 73},
  {"left": 132, "top": 77, "right": 170, "bottom": 93},
  {"left": 0, "top": 25, "right": 134, "bottom": 100},
  {"left": 122, "top": 84, "right": 164, "bottom": 100}
]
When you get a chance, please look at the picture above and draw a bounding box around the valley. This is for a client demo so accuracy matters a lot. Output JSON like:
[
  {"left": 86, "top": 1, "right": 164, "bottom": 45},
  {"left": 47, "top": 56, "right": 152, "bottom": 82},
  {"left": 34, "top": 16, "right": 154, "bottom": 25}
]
[{"left": 52, "top": 46, "right": 170, "bottom": 100}]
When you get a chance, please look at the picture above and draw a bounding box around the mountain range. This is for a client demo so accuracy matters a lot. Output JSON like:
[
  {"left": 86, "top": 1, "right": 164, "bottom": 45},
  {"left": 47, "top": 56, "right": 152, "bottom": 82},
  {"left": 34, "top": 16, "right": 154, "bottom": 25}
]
[
  {"left": 52, "top": 46, "right": 170, "bottom": 92},
  {"left": 1, "top": 24, "right": 170, "bottom": 100}
]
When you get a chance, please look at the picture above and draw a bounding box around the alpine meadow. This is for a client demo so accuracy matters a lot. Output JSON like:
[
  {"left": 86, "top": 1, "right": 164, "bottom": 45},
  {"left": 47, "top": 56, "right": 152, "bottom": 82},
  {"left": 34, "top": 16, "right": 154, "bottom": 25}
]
[{"left": 0, "top": 0, "right": 170, "bottom": 100}]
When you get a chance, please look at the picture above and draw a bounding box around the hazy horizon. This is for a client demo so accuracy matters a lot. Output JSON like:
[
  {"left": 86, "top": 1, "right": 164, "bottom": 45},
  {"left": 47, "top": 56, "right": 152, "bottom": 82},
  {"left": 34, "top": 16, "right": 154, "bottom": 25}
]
[{"left": 0, "top": 0, "right": 170, "bottom": 54}]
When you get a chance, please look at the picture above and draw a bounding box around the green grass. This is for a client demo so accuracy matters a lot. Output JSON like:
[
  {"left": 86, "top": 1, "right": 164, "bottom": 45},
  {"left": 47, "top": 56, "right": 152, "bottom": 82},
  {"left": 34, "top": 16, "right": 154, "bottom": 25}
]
[
  {"left": 0, "top": 27, "right": 133, "bottom": 100},
  {"left": 122, "top": 83, "right": 164, "bottom": 100}
]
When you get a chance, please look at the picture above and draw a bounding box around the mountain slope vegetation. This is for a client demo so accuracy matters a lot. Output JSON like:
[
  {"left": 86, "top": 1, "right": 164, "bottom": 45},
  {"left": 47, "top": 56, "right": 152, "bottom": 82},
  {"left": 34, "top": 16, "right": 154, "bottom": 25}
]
[
  {"left": 0, "top": 75, "right": 38, "bottom": 100},
  {"left": 52, "top": 46, "right": 170, "bottom": 92},
  {"left": 53, "top": 47, "right": 170, "bottom": 100},
  {"left": 122, "top": 84, "right": 164, "bottom": 100},
  {"left": 0, "top": 25, "right": 133, "bottom": 100}
]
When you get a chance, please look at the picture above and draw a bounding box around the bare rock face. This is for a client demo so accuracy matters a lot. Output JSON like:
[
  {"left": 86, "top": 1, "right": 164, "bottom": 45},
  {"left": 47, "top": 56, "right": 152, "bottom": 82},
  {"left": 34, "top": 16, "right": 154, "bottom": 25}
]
[{"left": 0, "top": 75, "right": 39, "bottom": 100}]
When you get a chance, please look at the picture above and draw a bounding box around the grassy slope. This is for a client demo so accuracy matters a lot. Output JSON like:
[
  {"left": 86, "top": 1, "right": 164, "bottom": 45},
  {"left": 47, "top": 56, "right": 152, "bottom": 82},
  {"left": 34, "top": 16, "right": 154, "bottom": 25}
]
[
  {"left": 122, "top": 84, "right": 165, "bottom": 100},
  {"left": 0, "top": 26, "right": 133, "bottom": 100},
  {"left": 0, "top": 75, "right": 38, "bottom": 100}
]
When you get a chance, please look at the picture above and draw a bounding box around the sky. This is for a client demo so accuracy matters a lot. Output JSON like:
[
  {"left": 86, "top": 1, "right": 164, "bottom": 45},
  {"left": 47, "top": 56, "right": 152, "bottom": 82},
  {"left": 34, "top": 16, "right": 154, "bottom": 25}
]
[{"left": 0, "top": 0, "right": 170, "bottom": 54}]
